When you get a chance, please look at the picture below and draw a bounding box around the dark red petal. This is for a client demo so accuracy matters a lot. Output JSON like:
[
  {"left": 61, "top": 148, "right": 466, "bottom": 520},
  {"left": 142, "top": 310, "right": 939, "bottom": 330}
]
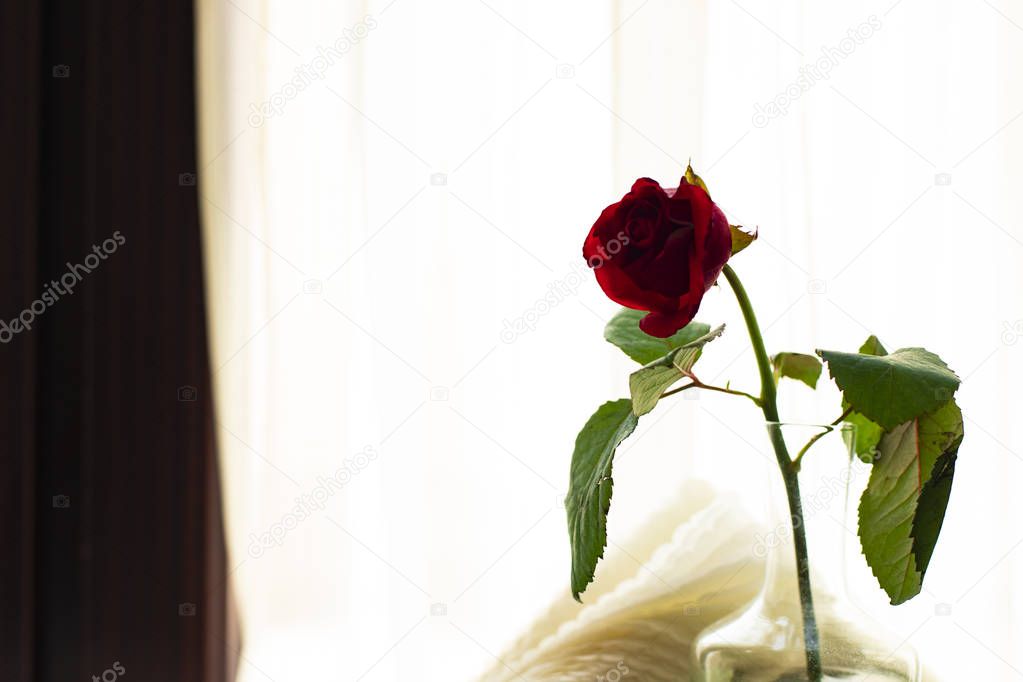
[
  {"left": 630, "top": 177, "right": 664, "bottom": 195},
  {"left": 665, "top": 195, "right": 694, "bottom": 227},
  {"left": 638, "top": 298, "right": 700, "bottom": 337},
  {"left": 676, "top": 184, "right": 711, "bottom": 304},
  {"left": 584, "top": 200, "right": 627, "bottom": 263},
  {"left": 701, "top": 204, "right": 732, "bottom": 289},
  {"left": 583, "top": 176, "right": 730, "bottom": 336},
  {"left": 623, "top": 225, "right": 693, "bottom": 297},
  {"left": 593, "top": 260, "right": 675, "bottom": 311}
]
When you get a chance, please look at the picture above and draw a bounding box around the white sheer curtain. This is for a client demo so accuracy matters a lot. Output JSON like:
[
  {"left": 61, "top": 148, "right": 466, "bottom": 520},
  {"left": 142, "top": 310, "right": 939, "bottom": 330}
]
[{"left": 197, "top": 0, "right": 1023, "bottom": 679}]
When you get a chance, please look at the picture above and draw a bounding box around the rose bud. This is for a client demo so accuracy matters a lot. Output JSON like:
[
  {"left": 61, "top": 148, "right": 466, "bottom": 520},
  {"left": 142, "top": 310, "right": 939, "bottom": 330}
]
[{"left": 582, "top": 176, "right": 732, "bottom": 338}]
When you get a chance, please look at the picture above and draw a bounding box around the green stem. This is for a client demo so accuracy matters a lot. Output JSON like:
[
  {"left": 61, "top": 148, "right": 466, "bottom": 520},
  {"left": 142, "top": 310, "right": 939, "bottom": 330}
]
[
  {"left": 791, "top": 426, "right": 834, "bottom": 472},
  {"left": 792, "top": 408, "right": 853, "bottom": 471},
  {"left": 660, "top": 380, "right": 761, "bottom": 406},
  {"left": 695, "top": 382, "right": 762, "bottom": 405},
  {"left": 721, "top": 264, "right": 823, "bottom": 681},
  {"left": 660, "top": 383, "right": 699, "bottom": 399}
]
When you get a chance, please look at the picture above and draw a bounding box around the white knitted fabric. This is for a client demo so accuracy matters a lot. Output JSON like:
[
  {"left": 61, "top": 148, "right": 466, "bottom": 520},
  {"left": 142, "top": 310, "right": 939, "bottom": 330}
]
[
  {"left": 480, "top": 481, "right": 763, "bottom": 681},
  {"left": 482, "top": 482, "right": 938, "bottom": 681}
]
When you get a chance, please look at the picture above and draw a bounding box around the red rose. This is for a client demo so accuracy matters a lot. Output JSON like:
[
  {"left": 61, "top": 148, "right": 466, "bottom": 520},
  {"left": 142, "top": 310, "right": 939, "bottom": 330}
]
[{"left": 583, "top": 177, "right": 731, "bottom": 338}]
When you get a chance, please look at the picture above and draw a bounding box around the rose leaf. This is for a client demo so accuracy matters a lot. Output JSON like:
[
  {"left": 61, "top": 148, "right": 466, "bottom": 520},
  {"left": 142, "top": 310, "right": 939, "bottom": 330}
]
[
  {"left": 817, "top": 347, "right": 960, "bottom": 430},
  {"left": 628, "top": 325, "right": 725, "bottom": 416},
  {"left": 858, "top": 334, "right": 888, "bottom": 356},
  {"left": 858, "top": 399, "right": 963, "bottom": 604},
  {"left": 729, "top": 224, "right": 757, "bottom": 255},
  {"left": 567, "top": 399, "right": 639, "bottom": 601},
  {"left": 844, "top": 411, "right": 885, "bottom": 463},
  {"left": 841, "top": 335, "right": 888, "bottom": 462},
  {"left": 771, "top": 352, "right": 822, "bottom": 389},
  {"left": 604, "top": 308, "right": 711, "bottom": 365}
]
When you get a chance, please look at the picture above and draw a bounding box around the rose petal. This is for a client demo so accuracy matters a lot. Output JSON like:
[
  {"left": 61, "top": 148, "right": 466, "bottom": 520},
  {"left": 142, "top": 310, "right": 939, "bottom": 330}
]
[
  {"left": 582, "top": 173, "right": 733, "bottom": 338},
  {"left": 639, "top": 302, "right": 698, "bottom": 338}
]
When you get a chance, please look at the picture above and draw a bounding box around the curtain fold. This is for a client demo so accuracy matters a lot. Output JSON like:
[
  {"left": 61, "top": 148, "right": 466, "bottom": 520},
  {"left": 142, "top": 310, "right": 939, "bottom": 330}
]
[
  {"left": 3, "top": 2, "right": 235, "bottom": 680},
  {"left": 0, "top": 3, "right": 41, "bottom": 678}
]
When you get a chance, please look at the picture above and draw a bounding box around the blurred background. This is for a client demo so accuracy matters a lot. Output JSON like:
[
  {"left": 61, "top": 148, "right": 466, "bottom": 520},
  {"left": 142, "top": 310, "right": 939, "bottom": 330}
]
[
  {"left": 7, "top": 0, "right": 1023, "bottom": 680},
  {"left": 198, "top": 1, "right": 1023, "bottom": 679}
]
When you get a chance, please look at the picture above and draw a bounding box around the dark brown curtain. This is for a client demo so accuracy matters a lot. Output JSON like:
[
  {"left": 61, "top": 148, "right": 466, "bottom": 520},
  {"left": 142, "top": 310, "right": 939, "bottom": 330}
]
[{"left": 1, "top": 1, "right": 236, "bottom": 681}]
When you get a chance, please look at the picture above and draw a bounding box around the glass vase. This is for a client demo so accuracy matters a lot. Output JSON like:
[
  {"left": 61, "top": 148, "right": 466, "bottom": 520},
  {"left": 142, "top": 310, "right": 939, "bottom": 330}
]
[{"left": 690, "top": 422, "right": 921, "bottom": 681}]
